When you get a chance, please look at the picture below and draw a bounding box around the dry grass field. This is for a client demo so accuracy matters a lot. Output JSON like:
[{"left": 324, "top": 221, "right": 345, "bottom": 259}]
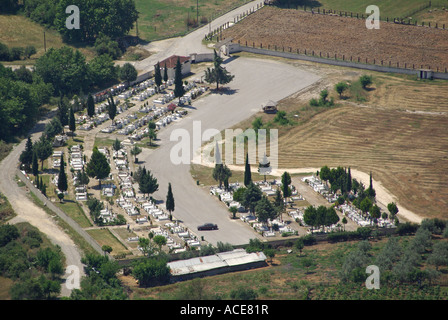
[
  {"left": 222, "top": 6, "right": 448, "bottom": 72},
  {"left": 216, "top": 51, "right": 448, "bottom": 220}
]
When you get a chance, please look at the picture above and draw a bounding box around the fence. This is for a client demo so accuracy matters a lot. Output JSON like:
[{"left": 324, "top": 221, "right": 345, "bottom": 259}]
[{"left": 227, "top": 42, "right": 448, "bottom": 80}]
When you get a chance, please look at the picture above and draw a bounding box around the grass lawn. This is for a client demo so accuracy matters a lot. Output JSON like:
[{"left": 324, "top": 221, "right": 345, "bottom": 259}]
[
  {"left": 0, "top": 14, "right": 96, "bottom": 63},
  {"left": 87, "top": 228, "right": 131, "bottom": 256},
  {"left": 132, "top": 0, "right": 251, "bottom": 41},
  {"left": 114, "top": 227, "right": 139, "bottom": 249}
]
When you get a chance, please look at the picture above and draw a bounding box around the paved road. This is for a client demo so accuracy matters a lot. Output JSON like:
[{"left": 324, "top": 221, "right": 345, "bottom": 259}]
[
  {"left": 133, "top": 0, "right": 265, "bottom": 72},
  {"left": 141, "top": 57, "right": 320, "bottom": 245}
]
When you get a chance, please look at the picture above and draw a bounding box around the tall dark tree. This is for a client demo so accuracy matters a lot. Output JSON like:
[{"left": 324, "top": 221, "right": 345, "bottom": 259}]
[
  {"left": 174, "top": 57, "right": 185, "bottom": 102},
  {"left": 87, "top": 93, "right": 95, "bottom": 118},
  {"left": 57, "top": 95, "right": 69, "bottom": 132},
  {"left": 166, "top": 182, "right": 175, "bottom": 219},
  {"left": 69, "top": 107, "right": 76, "bottom": 137},
  {"left": 154, "top": 62, "right": 162, "bottom": 90},
  {"left": 58, "top": 154, "right": 68, "bottom": 198},
  {"left": 20, "top": 136, "right": 34, "bottom": 172},
  {"left": 107, "top": 93, "right": 117, "bottom": 124},
  {"left": 347, "top": 167, "right": 352, "bottom": 192},
  {"left": 32, "top": 148, "right": 39, "bottom": 177},
  {"left": 163, "top": 62, "right": 168, "bottom": 83},
  {"left": 244, "top": 153, "right": 252, "bottom": 187},
  {"left": 281, "top": 171, "right": 292, "bottom": 200}
]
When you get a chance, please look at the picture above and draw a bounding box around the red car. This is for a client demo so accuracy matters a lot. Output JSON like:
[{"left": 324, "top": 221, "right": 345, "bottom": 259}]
[{"left": 197, "top": 223, "right": 218, "bottom": 231}]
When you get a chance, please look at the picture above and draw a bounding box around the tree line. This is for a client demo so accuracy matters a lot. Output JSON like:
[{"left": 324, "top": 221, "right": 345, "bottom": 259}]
[{"left": 19, "top": 0, "right": 138, "bottom": 43}]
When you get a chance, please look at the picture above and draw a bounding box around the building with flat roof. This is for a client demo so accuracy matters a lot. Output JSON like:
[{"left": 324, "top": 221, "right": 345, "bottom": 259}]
[{"left": 167, "top": 249, "right": 267, "bottom": 281}]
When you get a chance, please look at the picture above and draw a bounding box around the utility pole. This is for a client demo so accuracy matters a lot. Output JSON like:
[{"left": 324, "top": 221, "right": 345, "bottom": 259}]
[{"left": 197, "top": 0, "right": 199, "bottom": 24}]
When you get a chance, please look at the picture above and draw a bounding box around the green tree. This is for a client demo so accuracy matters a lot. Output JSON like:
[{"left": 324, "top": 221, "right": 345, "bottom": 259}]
[
  {"left": 335, "top": 81, "right": 348, "bottom": 98},
  {"left": 147, "top": 128, "right": 157, "bottom": 147},
  {"left": 86, "top": 146, "right": 111, "bottom": 188},
  {"left": 242, "top": 182, "right": 263, "bottom": 214},
  {"left": 93, "top": 34, "right": 122, "bottom": 59},
  {"left": 101, "top": 245, "right": 113, "bottom": 256},
  {"left": 34, "top": 136, "right": 53, "bottom": 170},
  {"left": 163, "top": 62, "right": 168, "bottom": 83},
  {"left": 113, "top": 138, "right": 121, "bottom": 152},
  {"left": 153, "top": 235, "right": 167, "bottom": 252},
  {"left": 87, "top": 93, "right": 95, "bottom": 118},
  {"left": 88, "top": 53, "right": 119, "bottom": 87},
  {"left": 69, "top": 107, "right": 76, "bottom": 137},
  {"left": 57, "top": 154, "right": 68, "bottom": 198},
  {"left": 232, "top": 187, "right": 247, "bottom": 202},
  {"left": 428, "top": 241, "right": 448, "bottom": 271},
  {"left": 20, "top": 136, "right": 34, "bottom": 172},
  {"left": 360, "top": 75, "right": 373, "bottom": 89},
  {"left": 35, "top": 46, "right": 89, "bottom": 95},
  {"left": 255, "top": 196, "right": 277, "bottom": 224},
  {"left": 154, "top": 62, "right": 162, "bottom": 90},
  {"left": 138, "top": 167, "right": 159, "bottom": 197},
  {"left": 55, "top": 0, "right": 138, "bottom": 42},
  {"left": 244, "top": 153, "right": 252, "bottom": 186},
  {"left": 360, "top": 197, "right": 373, "bottom": 216},
  {"left": 204, "top": 50, "right": 234, "bottom": 90},
  {"left": 387, "top": 202, "right": 399, "bottom": 219},
  {"left": 32, "top": 148, "right": 39, "bottom": 176},
  {"left": 174, "top": 57, "right": 185, "bottom": 102},
  {"left": 132, "top": 257, "right": 170, "bottom": 287},
  {"left": 119, "top": 63, "right": 137, "bottom": 87},
  {"left": 212, "top": 164, "right": 232, "bottom": 189},
  {"left": 166, "top": 182, "right": 175, "bottom": 219},
  {"left": 295, "top": 238, "right": 304, "bottom": 256},
  {"left": 107, "top": 93, "right": 117, "bottom": 124},
  {"left": 130, "top": 145, "right": 142, "bottom": 163},
  {"left": 281, "top": 171, "right": 292, "bottom": 200}
]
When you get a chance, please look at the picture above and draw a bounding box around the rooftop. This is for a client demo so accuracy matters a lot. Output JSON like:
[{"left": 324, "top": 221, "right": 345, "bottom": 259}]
[{"left": 157, "top": 55, "right": 190, "bottom": 69}]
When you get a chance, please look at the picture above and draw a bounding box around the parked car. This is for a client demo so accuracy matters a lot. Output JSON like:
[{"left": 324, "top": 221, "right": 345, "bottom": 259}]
[{"left": 197, "top": 223, "right": 218, "bottom": 231}]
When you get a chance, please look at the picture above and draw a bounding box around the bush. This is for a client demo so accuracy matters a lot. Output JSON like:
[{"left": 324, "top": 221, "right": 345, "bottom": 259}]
[
  {"left": 397, "top": 222, "right": 419, "bottom": 235},
  {"left": 301, "top": 234, "right": 316, "bottom": 245},
  {"left": 359, "top": 75, "right": 373, "bottom": 89}
]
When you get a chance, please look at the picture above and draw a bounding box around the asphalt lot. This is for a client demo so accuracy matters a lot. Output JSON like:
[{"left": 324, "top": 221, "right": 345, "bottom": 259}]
[{"left": 140, "top": 57, "right": 320, "bottom": 245}]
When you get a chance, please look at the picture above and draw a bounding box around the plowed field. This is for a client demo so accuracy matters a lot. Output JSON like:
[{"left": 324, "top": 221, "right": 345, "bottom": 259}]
[{"left": 223, "top": 7, "right": 448, "bottom": 71}]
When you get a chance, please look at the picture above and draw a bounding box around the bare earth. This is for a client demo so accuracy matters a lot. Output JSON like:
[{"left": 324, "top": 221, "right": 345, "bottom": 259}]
[{"left": 223, "top": 6, "right": 448, "bottom": 71}]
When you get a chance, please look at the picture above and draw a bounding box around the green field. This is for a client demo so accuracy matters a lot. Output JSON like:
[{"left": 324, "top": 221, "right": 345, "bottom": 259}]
[{"left": 132, "top": 0, "right": 251, "bottom": 41}]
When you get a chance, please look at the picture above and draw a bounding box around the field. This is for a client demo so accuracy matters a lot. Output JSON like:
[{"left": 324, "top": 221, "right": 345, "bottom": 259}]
[
  {"left": 303, "top": 0, "right": 447, "bottom": 20},
  {"left": 222, "top": 6, "right": 448, "bottom": 72},
  {"left": 132, "top": 0, "right": 251, "bottom": 41},
  {"left": 0, "top": 14, "right": 96, "bottom": 63}
]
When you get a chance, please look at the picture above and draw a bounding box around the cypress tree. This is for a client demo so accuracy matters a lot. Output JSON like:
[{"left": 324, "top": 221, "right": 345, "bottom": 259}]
[
  {"left": 244, "top": 153, "right": 252, "bottom": 186},
  {"left": 154, "top": 62, "right": 162, "bottom": 90},
  {"left": 58, "top": 154, "right": 68, "bottom": 194},
  {"left": 163, "top": 62, "right": 168, "bottom": 83},
  {"left": 174, "top": 57, "right": 185, "bottom": 102},
  {"left": 69, "top": 107, "right": 76, "bottom": 137},
  {"left": 32, "top": 149, "right": 39, "bottom": 177},
  {"left": 87, "top": 93, "right": 95, "bottom": 118},
  {"left": 347, "top": 167, "right": 352, "bottom": 192},
  {"left": 166, "top": 182, "right": 175, "bottom": 219}
]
